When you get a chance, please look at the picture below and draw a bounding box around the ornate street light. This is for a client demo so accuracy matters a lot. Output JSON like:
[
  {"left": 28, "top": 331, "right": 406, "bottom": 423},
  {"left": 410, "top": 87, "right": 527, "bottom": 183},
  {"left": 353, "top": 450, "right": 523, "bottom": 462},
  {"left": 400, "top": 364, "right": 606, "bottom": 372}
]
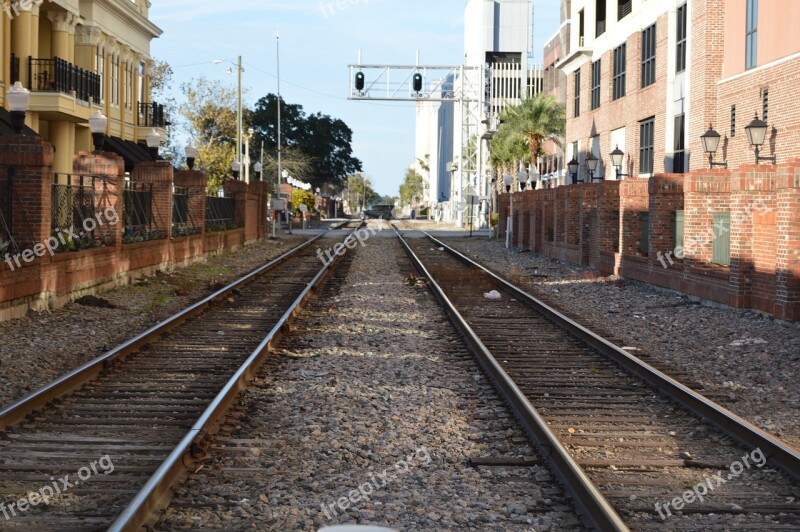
[
  {"left": 518, "top": 167, "right": 529, "bottom": 191},
  {"left": 586, "top": 152, "right": 599, "bottom": 181},
  {"left": 254, "top": 161, "right": 262, "bottom": 180},
  {"left": 146, "top": 129, "right": 161, "bottom": 161},
  {"left": 744, "top": 112, "right": 776, "bottom": 165},
  {"left": 88, "top": 111, "right": 108, "bottom": 152},
  {"left": 503, "top": 173, "right": 513, "bottom": 193},
  {"left": 609, "top": 145, "right": 631, "bottom": 178},
  {"left": 699, "top": 125, "right": 727, "bottom": 168},
  {"left": 185, "top": 145, "right": 197, "bottom": 170},
  {"left": 6, "top": 82, "right": 30, "bottom": 134},
  {"left": 567, "top": 157, "right": 579, "bottom": 184}
]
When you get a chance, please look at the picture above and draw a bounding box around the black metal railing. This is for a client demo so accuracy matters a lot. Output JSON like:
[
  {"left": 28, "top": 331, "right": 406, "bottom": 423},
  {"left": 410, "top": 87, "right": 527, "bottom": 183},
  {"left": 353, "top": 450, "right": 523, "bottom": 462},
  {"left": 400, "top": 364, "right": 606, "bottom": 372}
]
[
  {"left": 122, "top": 181, "right": 164, "bottom": 243},
  {"left": 51, "top": 174, "right": 116, "bottom": 251},
  {"left": 10, "top": 53, "right": 20, "bottom": 84},
  {"left": 205, "top": 196, "right": 237, "bottom": 232},
  {"left": 28, "top": 57, "right": 101, "bottom": 103},
  {"left": 172, "top": 186, "right": 200, "bottom": 237},
  {"left": 138, "top": 102, "right": 167, "bottom": 128}
]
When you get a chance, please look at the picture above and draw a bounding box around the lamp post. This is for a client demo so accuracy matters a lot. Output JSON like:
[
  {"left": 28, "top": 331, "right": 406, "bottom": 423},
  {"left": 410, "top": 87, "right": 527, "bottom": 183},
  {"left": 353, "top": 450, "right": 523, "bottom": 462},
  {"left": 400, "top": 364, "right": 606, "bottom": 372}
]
[
  {"left": 185, "top": 145, "right": 197, "bottom": 170},
  {"left": 745, "top": 112, "right": 776, "bottom": 165},
  {"left": 88, "top": 111, "right": 108, "bottom": 152},
  {"left": 568, "top": 157, "right": 579, "bottom": 184},
  {"left": 254, "top": 161, "right": 262, "bottom": 181},
  {"left": 244, "top": 127, "right": 254, "bottom": 183},
  {"left": 586, "top": 153, "right": 599, "bottom": 182},
  {"left": 699, "top": 125, "right": 727, "bottom": 168},
  {"left": 146, "top": 129, "right": 161, "bottom": 161},
  {"left": 609, "top": 145, "right": 630, "bottom": 178},
  {"left": 503, "top": 173, "right": 513, "bottom": 249},
  {"left": 6, "top": 82, "right": 30, "bottom": 134},
  {"left": 518, "top": 167, "right": 529, "bottom": 191}
]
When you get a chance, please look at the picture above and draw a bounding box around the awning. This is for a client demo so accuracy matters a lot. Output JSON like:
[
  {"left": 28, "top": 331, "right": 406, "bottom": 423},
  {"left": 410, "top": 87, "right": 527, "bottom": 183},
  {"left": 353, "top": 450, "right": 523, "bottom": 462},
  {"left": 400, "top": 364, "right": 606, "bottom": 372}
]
[
  {"left": 104, "top": 136, "right": 152, "bottom": 173},
  {"left": 0, "top": 108, "right": 40, "bottom": 136}
]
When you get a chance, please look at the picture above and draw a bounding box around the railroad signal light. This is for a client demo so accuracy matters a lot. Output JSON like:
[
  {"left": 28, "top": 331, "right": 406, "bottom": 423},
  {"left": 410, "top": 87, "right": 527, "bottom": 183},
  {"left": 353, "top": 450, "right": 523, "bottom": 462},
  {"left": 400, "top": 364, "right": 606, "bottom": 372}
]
[
  {"left": 413, "top": 72, "right": 423, "bottom": 93},
  {"left": 355, "top": 71, "right": 365, "bottom": 92}
]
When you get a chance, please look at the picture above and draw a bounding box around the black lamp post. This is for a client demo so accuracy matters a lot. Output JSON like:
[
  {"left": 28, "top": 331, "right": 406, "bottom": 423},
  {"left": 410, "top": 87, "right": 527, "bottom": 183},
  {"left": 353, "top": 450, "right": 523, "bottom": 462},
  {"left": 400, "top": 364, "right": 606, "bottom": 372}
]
[
  {"left": 185, "top": 145, "right": 197, "bottom": 170},
  {"left": 89, "top": 111, "right": 108, "bottom": 152},
  {"left": 744, "top": 112, "right": 776, "bottom": 165},
  {"left": 146, "top": 129, "right": 161, "bottom": 161},
  {"left": 699, "top": 125, "right": 727, "bottom": 168},
  {"left": 568, "top": 157, "right": 579, "bottom": 184},
  {"left": 609, "top": 145, "right": 631, "bottom": 178},
  {"left": 6, "top": 82, "right": 30, "bottom": 134},
  {"left": 586, "top": 153, "right": 600, "bottom": 182}
]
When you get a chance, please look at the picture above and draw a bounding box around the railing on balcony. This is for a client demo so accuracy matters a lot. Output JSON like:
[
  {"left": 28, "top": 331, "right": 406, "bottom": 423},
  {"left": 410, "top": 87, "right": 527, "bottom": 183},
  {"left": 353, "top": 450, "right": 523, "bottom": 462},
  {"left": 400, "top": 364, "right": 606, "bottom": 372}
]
[
  {"left": 138, "top": 102, "right": 167, "bottom": 128},
  {"left": 29, "top": 57, "right": 101, "bottom": 103},
  {"left": 172, "top": 186, "right": 200, "bottom": 237},
  {"left": 205, "top": 196, "right": 237, "bottom": 232},
  {"left": 122, "top": 181, "right": 164, "bottom": 243},
  {"left": 10, "top": 53, "right": 20, "bottom": 84},
  {"left": 51, "top": 174, "right": 116, "bottom": 251}
]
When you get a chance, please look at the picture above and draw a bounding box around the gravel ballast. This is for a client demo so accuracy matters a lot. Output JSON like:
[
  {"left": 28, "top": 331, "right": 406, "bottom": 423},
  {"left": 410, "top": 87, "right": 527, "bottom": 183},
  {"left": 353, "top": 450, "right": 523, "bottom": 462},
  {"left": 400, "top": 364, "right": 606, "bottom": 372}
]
[
  {"left": 0, "top": 236, "right": 307, "bottom": 407},
  {"left": 442, "top": 235, "right": 800, "bottom": 449}
]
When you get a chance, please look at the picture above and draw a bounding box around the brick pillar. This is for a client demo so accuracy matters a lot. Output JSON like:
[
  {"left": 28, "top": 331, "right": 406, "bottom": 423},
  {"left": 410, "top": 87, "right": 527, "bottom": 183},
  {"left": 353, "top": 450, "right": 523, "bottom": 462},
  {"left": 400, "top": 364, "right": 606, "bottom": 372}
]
[
  {"left": 774, "top": 160, "right": 800, "bottom": 320},
  {"left": 565, "top": 185, "right": 581, "bottom": 247},
  {"left": 683, "top": 168, "right": 731, "bottom": 266},
  {"left": 73, "top": 151, "right": 125, "bottom": 249},
  {"left": 132, "top": 162, "right": 174, "bottom": 238},
  {"left": 542, "top": 189, "right": 555, "bottom": 256},
  {"left": 579, "top": 183, "right": 599, "bottom": 266},
  {"left": 595, "top": 181, "right": 621, "bottom": 274},
  {"left": 498, "top": 193, "right": 510, "bottom": 240},
  {"left": 649, "top": 174, "right": 685, "bottom": 269},
  {"left": 0, "top": 135, "right": 54, "bottom": 251},
  {"left": 513, "top": 191, "right": 524, "bottom": 247},
  {"left": 247, "top": 181, "right": 270, "bottom": 240},
  {"left": 175, "top": 170, "right": 208, "bottom": 235},
  {"left": 223, "top": 180, "right": 248, "bottom": 229},
  {"left": 619, "top": 178, "right": 650, "bottom": 258},
  {"left": 529, "top": 189, "right": 543, "bottom": 253},
  {"left": 554, "top": 186, "right": 566, "bottom": 246}
]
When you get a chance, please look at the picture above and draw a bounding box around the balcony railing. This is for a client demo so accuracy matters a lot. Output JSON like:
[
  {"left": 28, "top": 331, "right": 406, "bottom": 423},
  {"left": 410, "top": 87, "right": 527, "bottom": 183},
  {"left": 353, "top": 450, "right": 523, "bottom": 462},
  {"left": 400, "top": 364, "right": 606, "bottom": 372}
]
[
  {"left": 10, "top": 53, "right": 20, "bottom": 84},
  {"left": 28, "top": 57, "right": 101, "bottom": 103},
  {"left": 138, "top": 102, "right": 167, "bottom": 128}
]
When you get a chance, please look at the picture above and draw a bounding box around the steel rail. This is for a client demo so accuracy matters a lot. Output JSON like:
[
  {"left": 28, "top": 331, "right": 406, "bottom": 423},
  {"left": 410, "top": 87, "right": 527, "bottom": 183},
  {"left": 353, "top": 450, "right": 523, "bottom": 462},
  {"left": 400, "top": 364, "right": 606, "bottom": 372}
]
[
  {"left": 404, "top": 224, "right": 800, "bottom": 483},
  {"left": 108, "top": 222, "right": 364, "bottom": 531},
  {"left": 392, "top": 224, "right": 629, "bottom": 532},
  {"left": 0, "top": 232, "right": 328, "bottom": 431}
]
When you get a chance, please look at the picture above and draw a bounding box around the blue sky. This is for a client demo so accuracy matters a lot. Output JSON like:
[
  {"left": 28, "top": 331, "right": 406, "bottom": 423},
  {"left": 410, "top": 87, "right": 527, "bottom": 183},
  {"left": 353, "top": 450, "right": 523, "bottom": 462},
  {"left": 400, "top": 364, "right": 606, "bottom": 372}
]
[{"left": 150, "top": 0, "right": 561, "bottom": 196}]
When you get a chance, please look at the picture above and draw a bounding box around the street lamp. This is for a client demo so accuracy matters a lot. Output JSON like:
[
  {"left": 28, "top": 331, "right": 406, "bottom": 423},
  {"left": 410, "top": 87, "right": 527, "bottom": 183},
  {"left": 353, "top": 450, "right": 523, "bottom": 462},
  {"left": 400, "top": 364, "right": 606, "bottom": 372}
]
[
  {"left": 699, "top": 125, "right": 727, "bottom": 168},
  {"left": 567, "top": 157, "right": 580, "bottom": 184},
  {"left": 88, "top": 111, "right": 108, "bottom": 152},
  {"left": 6, "top": 82, "right": 30, "bottom": 134},
  {"left": 586, "top": 153, "right": 600, "bottom": 182},
  {"left": 185, "top": 145, "right": 197, "bottom": 170},
  {"left": 232, "top": 161, "right": 241, "bottom": 179},
  {"left": 254, "top": 161, "right": 262, "bottom": 180},
  {"left": 146, "top": 129, "right": 161, "bottom": 161},
  {"left": 503, "top": 173, "right": 513, "bottom": 193},
  {"left": 609, "top": 145, "right": 631, "bottom": 178},
  {"left": 744, "top": 112, "right": 776, "bottom": 165},
  {"left": 518, "top": 167, "right": 529, "bottom": 191}
]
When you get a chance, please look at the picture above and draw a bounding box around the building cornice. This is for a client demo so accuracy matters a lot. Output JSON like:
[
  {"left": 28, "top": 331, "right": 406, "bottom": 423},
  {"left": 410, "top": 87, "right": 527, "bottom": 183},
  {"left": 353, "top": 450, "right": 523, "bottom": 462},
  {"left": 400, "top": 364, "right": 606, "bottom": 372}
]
[
  {"left": 92, "top": 0, "right": 163, "bottom": 40},
  {"left": 556, "top": 47, "right": 591, "bottom": 74}
]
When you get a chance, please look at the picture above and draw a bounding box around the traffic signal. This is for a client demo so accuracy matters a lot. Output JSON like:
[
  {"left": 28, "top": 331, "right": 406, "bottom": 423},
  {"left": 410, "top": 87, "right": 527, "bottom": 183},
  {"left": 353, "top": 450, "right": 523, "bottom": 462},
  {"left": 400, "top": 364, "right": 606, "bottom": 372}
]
[
  {"left": 355, "top": 71, "right": 365, "bottom": 91},
  {"left": 413, "top": 72, "right": 423, "bottom": 92}
]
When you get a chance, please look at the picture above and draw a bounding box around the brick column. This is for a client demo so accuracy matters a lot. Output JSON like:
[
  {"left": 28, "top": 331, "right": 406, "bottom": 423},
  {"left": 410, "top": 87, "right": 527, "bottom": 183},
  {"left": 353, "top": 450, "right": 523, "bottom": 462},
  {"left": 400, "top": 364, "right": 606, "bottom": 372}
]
[
  {"left": 595, "top": 181, "right": 621, "bottom": 274},
  {"left": 648, "top": 175, "right": 685, "bottom": 267},
  {"left": 774, "top": 160, "right": 800, "bottom": 320},
  {"left": 132, "top": 162, "right": 173, "bottom": 238},
  {"left": 0, "top": 135, "right": 54, "bottom": 251},
  {"left": 73, "top": 151, "right": 125, "bottom": 249},
  {"left": 529, "top": 189, "right": 543, "bottom": 253},
  {"left": 174, "top": 170, "right": 208, "bottom": 235},
  {"left": 248, "top": 181, "right": 271, "bottom": 239},
  {"left": 223, "top": 180, "right": 248, "bottom": 229},
  {"left": 683, "top": 168, "right": 731, "bottom": 266},
  {"left": 579, "top": 183, "right": 599, "bottom": 266},
  {"left": 498, "top": 193, "right": 510, "bottom": 240},
  {"left": 619, "top": 178, "right": 650, "bottom": 258}
]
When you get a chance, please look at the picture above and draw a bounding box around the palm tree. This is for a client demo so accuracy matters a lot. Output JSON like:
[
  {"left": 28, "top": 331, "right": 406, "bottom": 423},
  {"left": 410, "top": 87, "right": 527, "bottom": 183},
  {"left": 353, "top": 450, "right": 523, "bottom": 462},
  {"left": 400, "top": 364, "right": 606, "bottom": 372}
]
[{"left": 494, "top": 93, "right": 566, "bottom": 171}]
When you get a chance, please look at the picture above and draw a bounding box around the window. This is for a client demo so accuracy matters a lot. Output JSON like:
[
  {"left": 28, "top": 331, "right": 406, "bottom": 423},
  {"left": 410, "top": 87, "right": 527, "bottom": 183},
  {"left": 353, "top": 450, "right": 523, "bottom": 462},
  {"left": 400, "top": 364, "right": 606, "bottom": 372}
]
[
  {"left": 639, "top": 117, "right": 655, "bottom": 174},
  {"left": 641, "top": 24, "right": 656, "bottom": 88},
  {"left": 124, "top": 62, "right": 134, "bottom": 110},
  {"left": 111, "top": 54, "right": 119, "bottom": 106},
  {"left": 95, "top": 46, "right": 105, "bottom": 103},
  {"left": 762, "top": 87, "right": 769, "bottom": 122},
  {"left": 596, "top": 0, "right": 606, "bottom": 37},
  {"left": 138, "top": 62, "right": 145, "bottom": 104},
  {"left": 613, "top": 43, "right": 626, "bottom": 100},
  {"left": 579, "top": 9, "right": 585, "bottom": 46},
  {"left": 712, "top": 212, "right": 731, "bottom": 265},
  {"left": 674, "top": 113, "right": 685, "bottom": 173},
  {"left": 746, "top": 0, "right": 758, "bottom": 70},
  {"left": 591, "top": 59, "right": 601, "bottom": 110},
  {"left": 676, "top": 4, "right": 687, "bottom": 73},
  {"left": 574, "top": 70, "right": 581, "bottom": 118},
  {"left": 731, "top": 105, "right": 736, "bottom": 137},
  {"left": 618, "top": 0, "right": 632, "bottom": 21}
]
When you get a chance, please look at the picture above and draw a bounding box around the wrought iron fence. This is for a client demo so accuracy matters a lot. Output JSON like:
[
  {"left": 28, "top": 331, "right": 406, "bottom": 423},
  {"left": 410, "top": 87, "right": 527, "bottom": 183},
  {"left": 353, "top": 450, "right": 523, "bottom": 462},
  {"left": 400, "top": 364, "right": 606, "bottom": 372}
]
[
  {"left": 205, "top": 196, "right": 237, "bottom": 232},
  {"left": 172, "top": 186, "right": 200, "bottom": 237},
  {"left": 122, "top": 181, "right": 164, "bottom": 243},
  {"left": 138, "top": 102, "right": 167, "bottom": 128},
  {"left": 0, "top": 193, "right": 16, "bottom": 257},
  {"left": 51, "top": 174, "right": 116, "bottom": 251},
  {"left": 29, "top": 57, "right": 101, "bottom": 103}
]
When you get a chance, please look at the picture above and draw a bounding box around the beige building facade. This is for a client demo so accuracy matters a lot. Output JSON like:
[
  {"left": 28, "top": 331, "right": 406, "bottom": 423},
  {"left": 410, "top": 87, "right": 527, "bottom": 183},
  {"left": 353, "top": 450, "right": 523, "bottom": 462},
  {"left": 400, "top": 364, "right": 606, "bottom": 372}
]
[{"left": 0, "top": 0, "right": 164, "bottom": 173}]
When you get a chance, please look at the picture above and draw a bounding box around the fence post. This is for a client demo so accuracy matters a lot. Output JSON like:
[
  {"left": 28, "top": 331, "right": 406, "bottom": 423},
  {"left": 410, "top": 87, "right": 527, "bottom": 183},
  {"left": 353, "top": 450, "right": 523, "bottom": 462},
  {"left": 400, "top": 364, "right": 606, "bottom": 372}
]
[
  {"left": 223, "top": 180, "right": 248, "bottom": 232},
  {"left": 73, "top": 151, "right": 125, "bottom": 251},
  {"left": 132, "top": 161, "right": 173, "bottom": 238},
  {"left": 174, "top": 170, "right": 207, "bottom": 235},
  {"left": 0, "top": 135, "right": 54, "bottom": 253}
]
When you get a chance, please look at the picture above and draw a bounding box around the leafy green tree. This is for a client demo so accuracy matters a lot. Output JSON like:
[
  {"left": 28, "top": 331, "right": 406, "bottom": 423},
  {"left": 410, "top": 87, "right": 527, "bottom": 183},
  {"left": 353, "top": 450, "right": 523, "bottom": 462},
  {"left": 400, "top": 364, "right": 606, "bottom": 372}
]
[
  {"left": 149, "top": 59, "right": 180, "bottom": 162},
  {"left": 345, "top": 173, "right": 381, "bottom": 211},
  {"left": 291, "top": 189, "right": 315, "bottom": 213},
  {"left": 399, "top": 167, "right": 424, "bottom": 207}
]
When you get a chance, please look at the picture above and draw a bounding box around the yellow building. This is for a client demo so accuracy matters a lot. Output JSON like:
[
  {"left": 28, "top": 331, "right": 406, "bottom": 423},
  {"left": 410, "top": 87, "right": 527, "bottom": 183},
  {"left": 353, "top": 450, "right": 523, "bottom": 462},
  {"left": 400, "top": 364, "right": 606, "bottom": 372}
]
[{"left": 0, "top": 0, "right": 164, "bottom": 173}]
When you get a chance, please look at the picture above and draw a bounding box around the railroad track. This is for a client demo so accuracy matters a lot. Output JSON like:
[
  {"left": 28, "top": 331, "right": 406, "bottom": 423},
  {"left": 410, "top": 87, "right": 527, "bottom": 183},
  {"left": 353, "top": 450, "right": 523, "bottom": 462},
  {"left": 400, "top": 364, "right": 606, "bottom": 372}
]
[
  {"left": 0, "top": 223, "right": 362, "bottom": 531},
  {"left": 394, "top": 223, "right": 800, "bottom": 531}
]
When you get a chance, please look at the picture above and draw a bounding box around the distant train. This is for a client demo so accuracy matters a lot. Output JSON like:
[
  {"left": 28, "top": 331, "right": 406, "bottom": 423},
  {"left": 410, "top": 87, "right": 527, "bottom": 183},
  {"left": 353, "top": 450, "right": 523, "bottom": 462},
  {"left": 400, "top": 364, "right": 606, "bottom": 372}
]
[{"left": 362, "top": 204, "right": 394, "bottom": 220}]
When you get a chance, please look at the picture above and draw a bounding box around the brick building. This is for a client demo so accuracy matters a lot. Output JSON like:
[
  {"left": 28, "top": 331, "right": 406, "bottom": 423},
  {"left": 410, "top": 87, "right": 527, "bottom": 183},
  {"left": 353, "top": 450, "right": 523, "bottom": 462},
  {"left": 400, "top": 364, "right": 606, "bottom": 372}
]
[{"left": 557, "top": 0, "right": 800, "bottom": 182}]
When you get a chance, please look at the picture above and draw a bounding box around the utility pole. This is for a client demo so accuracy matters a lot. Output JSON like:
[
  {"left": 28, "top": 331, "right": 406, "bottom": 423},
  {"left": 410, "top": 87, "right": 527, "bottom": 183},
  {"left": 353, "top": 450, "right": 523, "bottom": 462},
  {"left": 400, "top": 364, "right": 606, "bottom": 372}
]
[
  {"left": 276, "top": 32, "right": 282, "bottom": 204},
  {"left": 236, "top": 55, "right": 242, "bottom": 173}
]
